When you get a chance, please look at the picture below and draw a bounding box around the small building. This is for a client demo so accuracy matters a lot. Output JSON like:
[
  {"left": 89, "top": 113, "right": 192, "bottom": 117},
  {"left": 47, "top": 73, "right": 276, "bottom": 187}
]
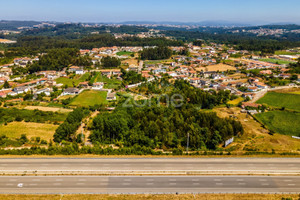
[
  {"left": 92, "top": 82, "right": 104, "bottom": 90},
  {"left": 62, "top": 88, "right": 81, "bottom": 96},
  {"left": 106, "top": 92, "right": 116, "bottom": 101}
]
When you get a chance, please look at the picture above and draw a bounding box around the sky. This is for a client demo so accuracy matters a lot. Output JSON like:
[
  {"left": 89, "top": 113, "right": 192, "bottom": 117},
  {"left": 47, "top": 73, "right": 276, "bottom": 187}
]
[{"left": 0, "top": 0, "right": 300, "bottom": 24}]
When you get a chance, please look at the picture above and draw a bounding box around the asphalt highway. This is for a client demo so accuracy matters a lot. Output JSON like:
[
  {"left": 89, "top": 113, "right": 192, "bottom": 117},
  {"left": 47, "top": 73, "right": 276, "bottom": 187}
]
[
  {"left": 0, "top": 176, "right": 299, "bottom": 194},
  {"left": 0, "top": 158, "right": 299, "bottom": 175}
]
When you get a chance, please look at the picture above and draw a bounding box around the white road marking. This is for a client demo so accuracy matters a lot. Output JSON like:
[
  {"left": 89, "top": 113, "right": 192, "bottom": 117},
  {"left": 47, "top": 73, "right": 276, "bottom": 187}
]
[
  {"left": 53, "top": 183, "right": 62, "bottom": 186},
  {"left": 236, "top": 179, "right": 244, "bottom": 182},
  {"left": 9, "top": 179, "right": 17, "bottom": 182},
  {"left": 78, "top": 179, "right": 87, "bottom": 182},
  {"left": 214, "top": 179, "right": 222, "bottom": 181},
  {"left": 261, "top": 183, "right": 269, "bottom": 186},
  {"left": 238, "top": 183, "right": 246, "bottom": 185},
  {"left": 122, "top": 183, "right": 131, "bottom": 186},
  {"left": 259, "top": 179, "right": 267, "bottom": 182},
  {"left": 192, "top": 179, "right": 199, "bottom": 181},
  {"left": 288, "top": 184, "right": 296, "bottom": 186},
  {"left": 6, "top": 183, "right": 13, "bottom": 186},
  {"left": 146, "top": 179, "right": 154, "bottom": 182},
  {"left": 146, "top": 183, "right": 154, "bottom": 185},
  {"left": 29, "top": 184, "right": 37, "bottom": 186},
  {"left": 55, "top": 179, "right": 63, "bottom": 182},
  {"left": 124, "top": 179, "right": 132, "bottom": 182},
  {"left": 216, "top": 183, "right": 223, "bottom": 186},
  {"left": 32, "top": 179, "right": 40, "bottom": 182},
  {"left": 169, "top": 179, "right": 176, "bottom": 182},
  {"left": 284, "top": 180, "right": 293, "bottom": 182}
]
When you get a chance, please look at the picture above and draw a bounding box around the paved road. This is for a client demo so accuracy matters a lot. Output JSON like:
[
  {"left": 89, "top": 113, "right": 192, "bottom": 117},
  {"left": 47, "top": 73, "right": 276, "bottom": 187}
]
[
  {"left": 0, "top": 176, "right": 299, "bottom": 194},
  {"left": 0, "top": 158, "right": 299, "bottom": 175}
]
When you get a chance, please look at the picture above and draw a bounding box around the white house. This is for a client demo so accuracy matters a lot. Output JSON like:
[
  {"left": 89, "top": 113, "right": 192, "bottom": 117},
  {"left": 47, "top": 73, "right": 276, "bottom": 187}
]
[{"left": 92, "top": 82, "right": 104, "bottom": 90}]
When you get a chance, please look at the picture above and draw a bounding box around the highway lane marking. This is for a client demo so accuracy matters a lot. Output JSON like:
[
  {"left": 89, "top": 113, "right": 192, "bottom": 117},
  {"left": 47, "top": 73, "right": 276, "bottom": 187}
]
[
  {"left": 29, "top": 184, "right": 37, "bottom": 186},
  {"left": 32, "top": 179, "right": 40, "bottom": 182},
  {"left": 146, "top": 183, "right": 154, "bottom": 185},
  {"left": 238, "top": 183, "right": 246, "bottom": 185},
  {"left": 55, "top": 179, "right": 63, "bottom": 182},
  {"left": 214, "top": 179, "right": 222, "bottom": 181},
  {"left": 78, "top": 179, "right": 87, "bottom": 182},
  {"left": 259, "top": 179, "right": 268, "bottom": 182},
  {"left": 288, "top": 184, "right": 296, "bottom": 186},
  {"left": 261, "top": 183, "right": 270, "bottom": 186},
  {"left": 9, "top": 179, "right": 17, "bottom": 182},
  {"left": 192, "top": 179, "right": 199, "bottom": 181},
  {"left": 193, "top": 183, "right": 200, "bottom": 185},
  {"left": 146, "top": 179, "right": 154, "bottom": 182},
  {"left": 76, "top": 183, "right": 85, "bottom": 185},
  {"left": 124, "top": 179, "right": 132, "bottom": 182},
  {"left": 53, "top": 183, "right": 62, "bottom": 186},
  {"left": 169, "top": 179, "right": 176, "bottom": 182},
  {"left": 5, "top": 183, "right": 13, "bottom": 186},
  {"left": 284, "top": 180, "right": 293, "bottom": 182},
  {"left": 122, "top": 183, "right": 131, "bottom": 186},
  {"left": 236, "top": 179, "right": 244, "bottom": 182},
  {"left": 215, "top": 183, "right": 223, "bottom": 186}
]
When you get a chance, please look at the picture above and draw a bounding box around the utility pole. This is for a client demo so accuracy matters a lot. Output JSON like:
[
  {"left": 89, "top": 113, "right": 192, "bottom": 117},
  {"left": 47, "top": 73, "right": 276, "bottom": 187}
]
[{"left": 186, "top": 132, "right": 189, "bottom": 153}]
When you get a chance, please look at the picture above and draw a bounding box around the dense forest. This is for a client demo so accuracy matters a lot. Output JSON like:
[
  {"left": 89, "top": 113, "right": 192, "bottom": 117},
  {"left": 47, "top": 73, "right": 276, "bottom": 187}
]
[
  {"left": 140, "top": 46, "right": 173, "bottom": 60},
  {"left": 89, "top": 105, "right": 243, "bottom": 150},
  {"left": 101, "top": 56, "right": 121, "bottom": 68},
  {"left": 163, "top": 30, "right": 300, "bottom": 53},
  {"left": 53, "top": 108, "right": 90, "bottom": 143},
  {"left": 28, "top": 48, "right": 92, "bottom": 73},
  {"left": 289, "top": 58, "right": 300, "bottom": 74}
]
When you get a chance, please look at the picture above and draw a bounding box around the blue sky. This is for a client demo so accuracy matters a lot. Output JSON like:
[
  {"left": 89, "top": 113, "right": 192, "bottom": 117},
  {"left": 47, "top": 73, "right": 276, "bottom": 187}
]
[{"left": 0, "top": 0, "right": 299, "bottom": 24}]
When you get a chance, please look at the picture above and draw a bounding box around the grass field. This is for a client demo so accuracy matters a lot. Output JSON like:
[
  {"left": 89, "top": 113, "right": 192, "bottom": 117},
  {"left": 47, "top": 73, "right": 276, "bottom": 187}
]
[
  {"left": 259, "top": 58, "right": 295, "bottom": 65},
  {"left": 0, "top": 122, "right": 58, "bottom": 141},
  {"left": 56, "top": 73, "right": 90, "bottom": 87},
  {"left": 1, "top": 194, "right": 299, "bottom": 200},
  {"left": 275, "top": 50, "right": 300, "bottom": 55},
  {"left": 214, "top": 107, "right": 300, "bottom": 152},
  {"left": 256, "top": 92, "right": 300, "bottom": 111},
  {"left": 95, "top": 73, "right": 121, "bottom": 89},
  {"left": 24, "top": 106, "right": 72, "bottom": 113},
  {"left": 254, "top": 111, "right": 300, "bottom": 136},
  {"left": 116, "top": 51, "right": 134, "bottom": 56},
  {"left": 227, "top": 97, "right": 244, "bottom": 106},
  {"left": 70, "top": 90, "right": 108, "bottom": 107}
]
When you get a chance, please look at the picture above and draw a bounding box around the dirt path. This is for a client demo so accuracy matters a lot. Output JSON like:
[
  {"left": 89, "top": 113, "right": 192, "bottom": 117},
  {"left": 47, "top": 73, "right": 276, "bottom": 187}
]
[{"left": 76, "top": 111, "right": 99, "bottom": 143}]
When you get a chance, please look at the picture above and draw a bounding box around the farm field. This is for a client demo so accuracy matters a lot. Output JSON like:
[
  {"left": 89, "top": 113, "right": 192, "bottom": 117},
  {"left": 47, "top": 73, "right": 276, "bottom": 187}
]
[
  {"left": 254, "top": 111, "right": 300, "bottom": 137},
  {"left": 0, "top": 122, "right": 58, "bottom": 141},
  {"left": 70, "top": 90, "right": 108, "bottom": 107},
  {"left": 56, "top": 73, "right": 90, "bottom": 87},
  {"left": 24, "top": 106, "right": 72, "bottom": 113},
  {"left": 256, "top": 92, "right": 300, "bottom": 111},
  {"left": 259, "top": 58, "right": 295, "bottom": 65}
]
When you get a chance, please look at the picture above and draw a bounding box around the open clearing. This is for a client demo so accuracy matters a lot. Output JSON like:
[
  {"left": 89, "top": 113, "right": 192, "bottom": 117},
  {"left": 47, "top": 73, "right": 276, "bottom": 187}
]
[
  {"left": 254, "top": 111, "right": 300, "bottom": 137},
  {"left": 227, "top": 97, "right": 244, "bottom": 106},
  {"left": 24, "top": 106, "right": 72, "bottom": 113},
  {"left": 56, "top": 73, "right": 90, "bottom": 87},
  {"left": 70, "top": 90, "right": 108, "bottom": 107},
  {"left": 0, "top": 122, "right": 58, "bottom": 141},
  {"left": 256, "top": 92, "right": 300, "bottom": 111},
  {"left": 214, "top": 107, "right": 300, "bottom": 153},
  {"left": 0, "top": 194, "right": 299, "bottom": 200},
  {"left": 259, "top": 58, "right": 295, "bottom": 65}
]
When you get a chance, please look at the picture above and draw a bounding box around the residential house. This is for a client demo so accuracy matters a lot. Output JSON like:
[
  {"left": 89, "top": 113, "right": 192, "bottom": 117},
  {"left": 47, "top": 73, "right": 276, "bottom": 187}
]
[
  {"left": 92, "top": 82, "right": 104, "bottom": 90},
  {"left": 62, "top": 88, "right": 81, "bottom": 96}
]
